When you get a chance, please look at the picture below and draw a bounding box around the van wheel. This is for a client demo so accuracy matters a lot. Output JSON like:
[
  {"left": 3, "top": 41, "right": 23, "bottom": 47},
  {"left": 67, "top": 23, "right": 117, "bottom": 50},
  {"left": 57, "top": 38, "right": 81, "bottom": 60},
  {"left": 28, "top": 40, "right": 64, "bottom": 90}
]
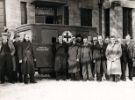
[{"left": 50, "top": 73, "right": 55, "bottom": 79}]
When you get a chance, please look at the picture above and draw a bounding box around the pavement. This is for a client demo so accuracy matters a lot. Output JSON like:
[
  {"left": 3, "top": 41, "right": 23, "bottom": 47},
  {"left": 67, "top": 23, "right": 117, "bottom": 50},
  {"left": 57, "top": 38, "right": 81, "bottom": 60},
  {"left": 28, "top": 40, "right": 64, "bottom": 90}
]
[{"left": 0, "top": 78, "right": 135, "bottom": 100}]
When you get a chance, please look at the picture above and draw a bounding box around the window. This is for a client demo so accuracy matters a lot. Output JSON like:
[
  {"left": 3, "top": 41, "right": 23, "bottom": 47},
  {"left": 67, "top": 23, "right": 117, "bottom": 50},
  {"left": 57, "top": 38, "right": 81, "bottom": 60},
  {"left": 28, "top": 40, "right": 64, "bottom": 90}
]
[
  {"left": 104, "top": 8, "right": 110, "bottom": 37},
  {"left": 123, "top": 7, "right": 132, "bottom": 38},
  {"left": 21, "top": 2, "right": 27, "bottom": 24},
  {"left": 64, "top": 6, "right": 69, "bottom": 25},
  {"left": 80, "top": 8, "right": 92, "bottom": 26},
  {"left": 35, "top": 6, "right": 63, "bottom": 24}
]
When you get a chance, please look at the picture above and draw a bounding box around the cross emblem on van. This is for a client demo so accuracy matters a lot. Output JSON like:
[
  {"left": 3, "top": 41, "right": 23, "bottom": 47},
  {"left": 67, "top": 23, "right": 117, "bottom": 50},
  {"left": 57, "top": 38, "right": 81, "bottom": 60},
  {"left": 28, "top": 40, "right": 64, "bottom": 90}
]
[{"left": 62, "top": 31, "right": 73, "bottom": 43}]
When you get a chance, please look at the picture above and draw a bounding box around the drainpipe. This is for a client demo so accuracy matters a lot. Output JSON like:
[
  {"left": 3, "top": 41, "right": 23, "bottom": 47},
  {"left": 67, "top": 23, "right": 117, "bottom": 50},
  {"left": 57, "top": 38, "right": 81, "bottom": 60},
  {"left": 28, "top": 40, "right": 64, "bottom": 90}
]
[{"left": 98, "top": 0, "right": 104, "bottom": 35}]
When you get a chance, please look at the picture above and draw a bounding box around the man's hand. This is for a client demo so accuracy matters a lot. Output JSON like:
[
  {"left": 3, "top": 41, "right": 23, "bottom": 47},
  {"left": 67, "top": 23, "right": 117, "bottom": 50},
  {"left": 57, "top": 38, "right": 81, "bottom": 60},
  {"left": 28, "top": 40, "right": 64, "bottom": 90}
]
[
  {"left": 93, "top": 60, "right": 96, "bottom": 63},
  {"left": 19, "top": 60, "right": 22, "bottom": 63},
  {"left": 34, "top": 59, "right": 36, "bottom": 62},
  {"left": 113, "top": 58, "right": 117, "bottom": 62},
  {"left": 76, "top": 58, "right": 79, "bottom": 62}
]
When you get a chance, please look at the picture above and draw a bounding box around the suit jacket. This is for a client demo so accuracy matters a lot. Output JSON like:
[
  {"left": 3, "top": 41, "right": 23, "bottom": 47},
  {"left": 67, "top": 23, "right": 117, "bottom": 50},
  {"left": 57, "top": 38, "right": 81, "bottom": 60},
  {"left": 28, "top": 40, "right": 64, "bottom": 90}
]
[
  {"left": 121, "top": 43, "right": 127, "bottom": 62},
  {"left": 80, "top": 44, "right": 92, "bottom": 63},
  {"left": 126, "top": 41, "right": 135, "bottom": 60},
  {"left": 93, "top": 42, "right": 107, "bottom": 61}
]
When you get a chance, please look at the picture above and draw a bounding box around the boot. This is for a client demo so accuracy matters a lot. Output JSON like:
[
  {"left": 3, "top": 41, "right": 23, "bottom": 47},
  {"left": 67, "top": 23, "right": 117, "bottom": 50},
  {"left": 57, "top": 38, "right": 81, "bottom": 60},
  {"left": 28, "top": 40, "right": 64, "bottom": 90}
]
[
  {"left": 114, "top": 75, "right": 120, "bottom": 82},
  {"left": 24, "top": 74, "right": 28, "bottom": 84},
  {"left": 105, "top": 74, "right": 110, "bottom": 81},
  {"left": 120, "top": 76, "right": 126, "bottom": 81},
  {"left": 97, "top": 74, "right": 102, "bottom": 81},
  {"left": 30, "top": 74, "right": 37, "bottom": 83}
]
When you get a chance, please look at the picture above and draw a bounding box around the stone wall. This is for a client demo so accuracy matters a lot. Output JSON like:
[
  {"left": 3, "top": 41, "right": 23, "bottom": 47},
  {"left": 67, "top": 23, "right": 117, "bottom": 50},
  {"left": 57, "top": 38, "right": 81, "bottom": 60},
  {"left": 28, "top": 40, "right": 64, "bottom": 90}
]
[
  {"left": 5, "top": 0, "right": 35, "bottom": 30},
  {"left": 68, "top": 0, "right": 98, "bottom": 26},
  {"left": 68, "top": 0, "right": 80, "bottom": 26},
  {"left": 4, "top": 0, "right": 99, "bottom": 32},
  {"left": 0, "top": 0, "right": 5, "bottom": 33},
  {"left": 110, "top": 6, "right": 123, "bottom": 38}
]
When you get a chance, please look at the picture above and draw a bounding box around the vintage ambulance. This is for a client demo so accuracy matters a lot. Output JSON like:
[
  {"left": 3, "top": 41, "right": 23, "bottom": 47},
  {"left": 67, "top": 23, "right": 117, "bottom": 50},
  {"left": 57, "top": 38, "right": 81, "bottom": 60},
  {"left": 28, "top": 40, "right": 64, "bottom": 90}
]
[{"left": 15, "top": 24, "right": 97, "bottom": 76}]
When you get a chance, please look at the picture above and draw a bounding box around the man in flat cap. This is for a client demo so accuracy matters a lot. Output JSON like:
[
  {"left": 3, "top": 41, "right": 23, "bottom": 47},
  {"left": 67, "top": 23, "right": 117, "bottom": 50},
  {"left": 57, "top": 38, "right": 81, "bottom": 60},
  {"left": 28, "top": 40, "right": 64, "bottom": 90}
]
[
  {"left": 0, "top": 33, "right": 15, "bottom": 83},
  {"left": 13, "top": 34, "right": 23, "bottom": 82},
  {"left": 91, "top": 37, "right": 98, "bottom": 79}
]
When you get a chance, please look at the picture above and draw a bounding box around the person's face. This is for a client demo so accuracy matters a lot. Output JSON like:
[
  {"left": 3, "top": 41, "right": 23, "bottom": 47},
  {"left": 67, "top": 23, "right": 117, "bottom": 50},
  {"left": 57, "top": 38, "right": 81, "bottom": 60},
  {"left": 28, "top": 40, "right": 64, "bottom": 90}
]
[
  {"left": 72, "top": 38, "right": 76, "bottom": 45},
  {"left": 83, "top": 38, "right": 88, "bottom": 44},
  {"left": 58, "top": 36, "right": 63, "bottom": 43},
  {"left": 93, "top": 40, "right": 97, "bottom": 45},
  {"left": 105, "top": 38, "right": 109, "bottom": 44},
  {"left": 126, "top": 36, "right": 131, "bottom": 43},
  {"left": 2, "top": 36, "right": 8, "bottom": 43},
  {"left": 117, "top": 38, "right": 122, "bottom": 44},
  {"left": 24, "top": 35, "right": 30, "bottom": 41},
  {"left": 76, "top": 37, "right": 82, "bottom": 43},
  {"left": 15, "top": 37, "right": 20, "bottom": 42},
  {"left": 88, "top": 36, "right": 92, "bottom": 42},
  {"left": 19, "top": 36, "right": 23, "bottom": 42},
  {"left": 111, "top": 37, "right": 116, "bottom": 44},
  {"left": 98, "top": 37, "right": 103, "bottom": 44}
]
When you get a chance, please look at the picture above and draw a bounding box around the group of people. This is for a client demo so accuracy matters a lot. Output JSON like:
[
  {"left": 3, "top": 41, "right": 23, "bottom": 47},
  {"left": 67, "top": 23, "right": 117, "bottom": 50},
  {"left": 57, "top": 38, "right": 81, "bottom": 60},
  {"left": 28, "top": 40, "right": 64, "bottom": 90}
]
[
  {"left": 0, "top": 28, "right": 134, "bottom": 85},
  {"left": 0, "top": 28, "right": 36, "bottom": 84},
  {"left": 54, "top": 34, "right": 135, "bottom": 82}
]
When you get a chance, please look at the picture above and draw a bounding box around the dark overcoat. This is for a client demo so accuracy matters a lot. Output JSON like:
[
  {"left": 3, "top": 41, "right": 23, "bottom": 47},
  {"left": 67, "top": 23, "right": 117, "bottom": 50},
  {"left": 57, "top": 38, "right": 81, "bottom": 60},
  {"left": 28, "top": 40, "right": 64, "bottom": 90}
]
[
  {"left": 68, "top": 44, "right": 80, "bottom": 73},
  {"left": 14, "top": 41, "right": 22, "bottom": 71},
  {"left": 18, "top": 40, "right": 35, "bottom": 74},
  {"left": 92, "top": 42, "right": 107, "bottom": 74},
  {"left": 54, "top": 43, "right": 68, "bottom": 73}
]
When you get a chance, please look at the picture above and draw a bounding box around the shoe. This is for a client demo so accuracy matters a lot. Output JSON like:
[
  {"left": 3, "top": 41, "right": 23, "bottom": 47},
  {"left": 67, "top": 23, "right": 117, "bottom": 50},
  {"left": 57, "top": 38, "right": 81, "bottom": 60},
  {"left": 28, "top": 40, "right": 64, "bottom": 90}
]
[
  {"left": 105, "top": 75, "right": 110, "bottom": 81},
  {"left": 129, "top": 77, "right": 133, "bottom": 81},
  {"left": 97, "top": 77, "right": 102, "bottom": 81},
  {"left": 30, "top": 81, "right": 37, "bottom": 83},
  {"left": 24, "top": 81, "right": 28, "bottom": 84},
  {"left": 0, "top": 81, "right": 5, "bottom": 84},
  {"left": 121, "top": 77, "right": 126, "bottom": 81},
  {"left": 89, "top": 77, "right": 94, "bottom": 81}
]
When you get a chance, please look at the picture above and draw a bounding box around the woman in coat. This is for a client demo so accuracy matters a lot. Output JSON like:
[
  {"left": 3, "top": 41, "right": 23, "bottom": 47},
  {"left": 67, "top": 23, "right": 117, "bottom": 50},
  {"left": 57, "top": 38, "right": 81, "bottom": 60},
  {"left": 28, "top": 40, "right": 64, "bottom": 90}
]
[
  {"left": 68, "top": 37, "right": 80, "bottom": 80},
  {"left": 0, "top": 33, "right": 15, "bottom": 83},
  {"left": 106, "top": 35, "right": 122, "bottom": 82}
]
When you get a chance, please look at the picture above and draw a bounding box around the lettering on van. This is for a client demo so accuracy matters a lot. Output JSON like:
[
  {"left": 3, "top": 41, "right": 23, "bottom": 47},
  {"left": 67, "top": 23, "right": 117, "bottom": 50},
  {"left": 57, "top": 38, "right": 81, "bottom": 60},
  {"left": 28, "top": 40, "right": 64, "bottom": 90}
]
[{"left": 36, "top": 47, "right": 49, "bottom": 51}]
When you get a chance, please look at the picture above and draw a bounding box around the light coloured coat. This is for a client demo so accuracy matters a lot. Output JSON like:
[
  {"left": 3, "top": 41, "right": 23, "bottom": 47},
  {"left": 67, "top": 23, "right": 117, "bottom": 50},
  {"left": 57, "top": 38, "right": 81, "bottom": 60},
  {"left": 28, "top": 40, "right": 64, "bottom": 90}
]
[{"left": 106, "top": 42, "right": 122, "bottom": 75}]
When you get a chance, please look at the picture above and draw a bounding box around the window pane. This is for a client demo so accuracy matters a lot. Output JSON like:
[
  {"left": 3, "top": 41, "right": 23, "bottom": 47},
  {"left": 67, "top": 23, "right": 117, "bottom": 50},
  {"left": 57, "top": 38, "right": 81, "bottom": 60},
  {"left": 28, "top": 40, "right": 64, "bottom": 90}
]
[
  {"left": 81, "top": 8, "right": 92, "bottom": 26},
  {"left": 21, "top": 2, "right": 27, "bottom": 24},
  {"left": 123, "top": 7, "right": 132, "bottom": 38},
  {"left": 104, "top": 8, "right": 110, "bottom": 37}
]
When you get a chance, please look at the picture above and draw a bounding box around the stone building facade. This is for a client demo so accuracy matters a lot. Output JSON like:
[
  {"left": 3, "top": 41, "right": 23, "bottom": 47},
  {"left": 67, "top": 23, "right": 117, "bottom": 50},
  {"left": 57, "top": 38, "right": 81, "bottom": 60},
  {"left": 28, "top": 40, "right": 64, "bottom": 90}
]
[
  {"left": 103, "top": 0, "right": 135, "bottom": 38},
  {"left": 0, "top": 0, "right": 135, "bottom": 39},
  {"left": 0, "top": 0, "right": 99, "bottom": 34}
]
